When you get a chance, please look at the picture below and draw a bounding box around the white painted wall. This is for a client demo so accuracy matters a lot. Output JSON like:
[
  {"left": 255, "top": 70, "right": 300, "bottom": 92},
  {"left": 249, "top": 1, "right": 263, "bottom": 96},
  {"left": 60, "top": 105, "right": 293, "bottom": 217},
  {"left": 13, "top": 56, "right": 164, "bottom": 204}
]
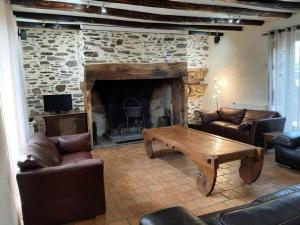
[
  {"left": 203, "top": 12, "right": 300, "bottom": 111},
  {"left": 0, "top": 112, "right": 19, "bottom": 225}
]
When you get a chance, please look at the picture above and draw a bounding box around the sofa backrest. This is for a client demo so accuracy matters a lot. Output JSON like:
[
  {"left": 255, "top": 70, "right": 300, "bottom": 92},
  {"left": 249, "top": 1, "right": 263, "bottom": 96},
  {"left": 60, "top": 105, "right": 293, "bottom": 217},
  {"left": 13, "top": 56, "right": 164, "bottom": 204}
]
[
  {"left": 49, "top": 133, "right": 91, "bottom": 154},
  {"left": 242, "top": 110, "right": 280, "bottom": 124}
]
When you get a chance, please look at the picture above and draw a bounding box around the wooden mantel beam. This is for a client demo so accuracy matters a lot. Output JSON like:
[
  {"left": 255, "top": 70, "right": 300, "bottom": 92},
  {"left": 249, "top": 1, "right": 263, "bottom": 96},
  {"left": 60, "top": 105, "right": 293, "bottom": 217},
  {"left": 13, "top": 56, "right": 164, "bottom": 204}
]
[
  {"left": 84, "top": 62, "right": 188, "bottom": 84},
  {"left": 219, "top": 0, "right": 300, "bottom": 10},
  {"left": 11, "top": 0, "right": 264, "bottom": 26},
  {"left": 95, "top": 0, "right": 292, "bottom": 18},
  {"left": 13, "top": 12, "right": 243, "bottom": 31}
]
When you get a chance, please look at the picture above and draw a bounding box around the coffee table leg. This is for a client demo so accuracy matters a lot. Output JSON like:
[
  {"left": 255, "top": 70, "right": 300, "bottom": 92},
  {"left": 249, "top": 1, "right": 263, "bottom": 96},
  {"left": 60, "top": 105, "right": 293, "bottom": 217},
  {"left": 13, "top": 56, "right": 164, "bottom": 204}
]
[
  {"left": 239, "top": 149, "right": 264, "bottom": 184},
  {"left": 144, "top": 131, "right": 155, "bottom": 158},
  {"left": 196, "top": 160, "right": 217, "bottom": 196},
  {"left": 144, "top": 139, "right": 154, "bottom": 158}
]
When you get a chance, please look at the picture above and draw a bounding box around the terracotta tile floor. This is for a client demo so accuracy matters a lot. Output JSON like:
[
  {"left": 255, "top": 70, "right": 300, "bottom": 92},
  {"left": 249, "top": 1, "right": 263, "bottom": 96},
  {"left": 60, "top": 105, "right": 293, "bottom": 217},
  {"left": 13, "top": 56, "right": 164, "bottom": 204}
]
[{"left": 67, "top": 143, "right": 300, "bottom": 225}]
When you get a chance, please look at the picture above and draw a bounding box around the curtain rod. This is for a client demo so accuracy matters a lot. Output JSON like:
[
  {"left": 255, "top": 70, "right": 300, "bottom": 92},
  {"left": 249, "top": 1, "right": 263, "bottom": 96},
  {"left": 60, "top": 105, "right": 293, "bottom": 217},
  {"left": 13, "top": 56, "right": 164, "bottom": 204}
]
[{"left": 262, "top": 25, "right": 300, "bottom": 36}]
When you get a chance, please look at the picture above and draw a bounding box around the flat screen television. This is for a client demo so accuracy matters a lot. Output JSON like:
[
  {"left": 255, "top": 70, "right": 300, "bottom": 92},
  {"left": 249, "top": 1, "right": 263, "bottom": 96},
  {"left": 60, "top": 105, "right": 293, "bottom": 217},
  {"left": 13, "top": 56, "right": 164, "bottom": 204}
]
[{"left": 43, "top": 94, "right": 73, "bottom": 113}]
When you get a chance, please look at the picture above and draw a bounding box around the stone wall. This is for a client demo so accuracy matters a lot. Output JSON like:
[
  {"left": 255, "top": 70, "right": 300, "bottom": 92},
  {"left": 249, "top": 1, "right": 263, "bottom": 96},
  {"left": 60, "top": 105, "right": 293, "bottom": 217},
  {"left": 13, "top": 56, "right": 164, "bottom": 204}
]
[
  {"left": 21, "top": 29, "right": 83, "bottom": 116},
  {"left": 186, "top": 36, "right": 209, "bottom": 121},
  {"left": 21, "top": 28, "right": 209, "bottom": 120},
  {"left": 79, "top": 30, "right": 187, "bottom": 64},
  {"left": 187, "top": 35, "right": 208, "bottom": 68}
]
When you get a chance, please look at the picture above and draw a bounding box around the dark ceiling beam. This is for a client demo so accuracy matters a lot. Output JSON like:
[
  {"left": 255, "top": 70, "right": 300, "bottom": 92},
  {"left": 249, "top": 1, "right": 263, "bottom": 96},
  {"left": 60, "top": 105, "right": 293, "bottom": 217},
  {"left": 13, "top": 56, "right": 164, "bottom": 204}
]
[
  {"left": 188, "top": 31, "right": 224, "bottom": 36},
  {"left": 17, "top": 21, "right": 80, "bottom": 30},
  {"left": 13, "top": 12, "right": 243, "bottom": 31},
  {"left": 95, "top": 0, "right": 292, "bottom": 18},
  {"left": 17, "top": 21, "right": 225, "bottom": 36},
  {"left": 219, "top": 0, "right": 300, "bottom": 10},
  {"left": 11, "top": 0, "right": 264, "bottom": 26}
]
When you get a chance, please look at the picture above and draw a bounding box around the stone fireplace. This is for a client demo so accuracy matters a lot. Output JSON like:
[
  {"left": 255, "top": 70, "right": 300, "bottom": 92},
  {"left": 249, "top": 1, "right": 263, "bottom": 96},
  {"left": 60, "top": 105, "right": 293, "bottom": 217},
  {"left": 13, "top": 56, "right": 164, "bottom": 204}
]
[{"left": 83, "top": 62, "right": 187, "bottom": 147}]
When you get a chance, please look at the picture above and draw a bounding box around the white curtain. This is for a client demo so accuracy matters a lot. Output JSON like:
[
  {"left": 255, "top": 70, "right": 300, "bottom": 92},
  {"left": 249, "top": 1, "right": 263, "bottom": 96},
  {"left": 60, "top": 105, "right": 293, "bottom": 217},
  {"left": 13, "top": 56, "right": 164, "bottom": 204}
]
[
  {"left": 0, "top": 0, "right": 30, "bottom": 220},
  {"left": 268, "top": 26, "right": 300, "bottom": 131}
]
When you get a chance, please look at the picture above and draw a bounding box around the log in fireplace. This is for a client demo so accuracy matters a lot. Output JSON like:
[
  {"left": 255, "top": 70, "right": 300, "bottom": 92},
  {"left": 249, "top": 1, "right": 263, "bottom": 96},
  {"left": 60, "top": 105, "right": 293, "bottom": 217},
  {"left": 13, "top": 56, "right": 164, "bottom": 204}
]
[{"left": 83, "top": 63, "right": 187, "bottom": 148}]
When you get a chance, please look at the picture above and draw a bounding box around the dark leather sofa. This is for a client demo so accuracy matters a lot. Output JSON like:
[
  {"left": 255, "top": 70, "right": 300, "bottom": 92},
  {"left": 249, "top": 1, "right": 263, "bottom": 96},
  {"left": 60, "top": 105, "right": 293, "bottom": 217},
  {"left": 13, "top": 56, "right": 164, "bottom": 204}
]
[
  {"left": 17, "top": 133, "right": 106, "bottom": 225},
  {"left": 273, "top": 131, "right": 300, "bottom": 169},
  {"left": 197, "top": 107, "right": 286, "bottom": 147},
  {"left": 140, "top": 184, "right": 300, "bottom": 225}
]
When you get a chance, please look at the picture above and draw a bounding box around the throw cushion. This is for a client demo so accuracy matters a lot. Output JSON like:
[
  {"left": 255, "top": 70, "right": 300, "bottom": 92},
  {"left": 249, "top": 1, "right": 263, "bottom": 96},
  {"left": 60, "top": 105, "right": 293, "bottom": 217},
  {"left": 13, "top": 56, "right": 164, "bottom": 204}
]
[
  {"left": 219, "top": 107, "right": 246, "bottom": 125},
  {"left": 26, "top": 133, "right": 61, "bottom": 168},
  {"left": 200, "top": 111, "right": 219, "bottom": 124},
  {"left": 238, "top": 122, "right": 252, "bottom": 131},
  {"left": 57, "top": 133, "right": 91, "bottom": 154},
  {"left": 17, "top": 155, "right": 41, "bottom": 171}
]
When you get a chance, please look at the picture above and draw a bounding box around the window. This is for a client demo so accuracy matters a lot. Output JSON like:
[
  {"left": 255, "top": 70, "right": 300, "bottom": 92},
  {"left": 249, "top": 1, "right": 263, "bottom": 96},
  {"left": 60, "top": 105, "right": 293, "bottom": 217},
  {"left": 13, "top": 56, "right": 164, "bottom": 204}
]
[{"left": 269, "top": 28, "right": 300, "bottom": 130}]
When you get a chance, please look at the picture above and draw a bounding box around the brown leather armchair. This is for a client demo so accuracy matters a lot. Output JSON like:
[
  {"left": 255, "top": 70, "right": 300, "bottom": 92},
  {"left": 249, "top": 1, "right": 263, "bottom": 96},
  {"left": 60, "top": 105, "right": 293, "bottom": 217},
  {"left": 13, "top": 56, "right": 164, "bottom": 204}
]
[{"left": 17, "top": 133, "right": 106, "bottom": 225}]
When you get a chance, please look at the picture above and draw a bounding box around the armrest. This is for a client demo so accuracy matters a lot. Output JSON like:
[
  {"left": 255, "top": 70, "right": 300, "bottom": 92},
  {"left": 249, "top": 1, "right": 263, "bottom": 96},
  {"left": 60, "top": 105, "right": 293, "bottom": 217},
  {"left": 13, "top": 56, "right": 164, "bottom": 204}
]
[
  {"left": 249, "top": 117, "right": 286, "bottom": 146},
  {"left": 140, "top": 207, "right": 207, "bottom": 225},
  {"left": 198, "top": 110, "right": 219, "bottom": 124},
  {"left": 17, "top": 159, "right": 106, "bottom": 224},
  {"left": 50, "top": 133, "right": 91, "bottom": 154},
  {"left": 273, "top": 131, "right": 300, "bottom": 147},
  {"left": 17, "top": 158, "right": 103, "bottom": 177}
]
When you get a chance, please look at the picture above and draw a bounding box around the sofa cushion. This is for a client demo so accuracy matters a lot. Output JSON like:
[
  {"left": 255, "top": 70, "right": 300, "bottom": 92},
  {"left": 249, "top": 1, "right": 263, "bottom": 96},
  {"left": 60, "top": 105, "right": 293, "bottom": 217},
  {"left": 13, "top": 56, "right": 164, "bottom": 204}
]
[
  {"left": 242, "top": 110, "right": 279, "bottom": 124},
  {"left": 203, "top": 121, "right": 235, "bottom": 135},
  {"left": 57, "top": 133, "right": 91, "bottom": 154},
  {"left": 223, "top": 125, "right": 250, "bottom": 143},
  {"left": 273, "top": 131, "right": 300, "bottom": 147},
  {"left": 140, "top": 206, "right": 207, "bottom": 225},
  {"left": 210, "top": 121, "right": 234, "bottom": 128},
  {"left": 200, "top": 111, "right": 219, "bottom": 124},
  {"left": 218, "top": 190, "right": 300, "bottom": 225},
  {"left": 24, "top": 133, "right": 61, "bottom": 168},
  {"left": 61, "top": 151, "right": 92, "bottom": 165},
  {"left": 219, "top": 107, "right": 246, "bottom": 125}
]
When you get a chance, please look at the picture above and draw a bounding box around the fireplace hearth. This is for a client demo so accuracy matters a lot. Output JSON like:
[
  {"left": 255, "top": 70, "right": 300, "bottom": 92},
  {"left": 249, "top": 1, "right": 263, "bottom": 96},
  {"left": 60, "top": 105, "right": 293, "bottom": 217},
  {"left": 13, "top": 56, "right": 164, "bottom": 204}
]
[
  {"left": 92, "top": 79, "right": 173, "bottom": 146},
  {"left": 83, "top": 63, "right": 187, "bottom": 148},
  {"left": 111, "top": 97, "right": 144, "bottom": 143}
]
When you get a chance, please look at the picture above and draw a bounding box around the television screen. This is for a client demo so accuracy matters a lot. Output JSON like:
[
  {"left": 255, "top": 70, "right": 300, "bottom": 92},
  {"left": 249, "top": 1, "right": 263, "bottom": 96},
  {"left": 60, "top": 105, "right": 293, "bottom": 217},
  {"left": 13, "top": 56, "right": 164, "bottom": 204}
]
[{"left": 43, "top": 94, "right": 73, "bottom": 113}]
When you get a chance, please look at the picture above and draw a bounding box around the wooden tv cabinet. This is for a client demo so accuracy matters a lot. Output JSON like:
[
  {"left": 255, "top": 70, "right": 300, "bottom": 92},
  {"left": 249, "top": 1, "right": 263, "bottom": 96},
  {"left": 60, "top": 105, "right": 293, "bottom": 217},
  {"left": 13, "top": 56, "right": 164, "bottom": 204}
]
[{"left": 32, "top": 111, "right": 87, "bottom": 137}]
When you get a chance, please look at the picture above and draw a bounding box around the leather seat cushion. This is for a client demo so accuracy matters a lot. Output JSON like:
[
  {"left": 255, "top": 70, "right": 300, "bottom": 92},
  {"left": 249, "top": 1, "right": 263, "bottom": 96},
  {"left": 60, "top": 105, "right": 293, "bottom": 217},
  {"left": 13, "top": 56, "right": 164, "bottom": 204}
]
[
  {"left": 223, "top": 125, "right": 250, "bottom": 143},
  {"left": 203, "top": 121, "right": 235, "bottom": 136},
  {"left": 218, "top": 107, "right": 246, "bottom": 125},
  {"left": 61, "top": 151, "right": 92, "bottom": 165},
  {"left": 208, "top": 121, "right": 235, "bottom": 128},
  {"left": 241, "top": 110, "right": 279, "bottom": 124},
  {"left": 217, "top": 191, "right": 300, "bottom": 225}
]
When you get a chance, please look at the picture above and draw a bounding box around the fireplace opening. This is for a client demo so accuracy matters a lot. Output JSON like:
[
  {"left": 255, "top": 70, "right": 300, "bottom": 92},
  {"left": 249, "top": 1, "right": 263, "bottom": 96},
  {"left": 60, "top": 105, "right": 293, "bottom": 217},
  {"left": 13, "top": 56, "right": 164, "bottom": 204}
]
[{"left": 92, "top": 79, "right": 176, "bottom": 147}]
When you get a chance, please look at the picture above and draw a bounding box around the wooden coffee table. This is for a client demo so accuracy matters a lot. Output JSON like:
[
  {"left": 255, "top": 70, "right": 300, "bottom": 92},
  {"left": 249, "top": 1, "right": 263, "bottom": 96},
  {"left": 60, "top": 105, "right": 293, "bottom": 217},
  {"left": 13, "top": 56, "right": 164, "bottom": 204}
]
[{"left": 144, "top": 125, "right": 264, "bottom": 196}]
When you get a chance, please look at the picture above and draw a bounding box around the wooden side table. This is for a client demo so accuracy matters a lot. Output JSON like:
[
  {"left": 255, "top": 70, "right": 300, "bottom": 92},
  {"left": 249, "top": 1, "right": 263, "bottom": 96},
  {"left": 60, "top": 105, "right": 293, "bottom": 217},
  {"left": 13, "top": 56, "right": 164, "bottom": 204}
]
[{"left": 263, "top": 132, "right": 282, "bottom": 153}]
